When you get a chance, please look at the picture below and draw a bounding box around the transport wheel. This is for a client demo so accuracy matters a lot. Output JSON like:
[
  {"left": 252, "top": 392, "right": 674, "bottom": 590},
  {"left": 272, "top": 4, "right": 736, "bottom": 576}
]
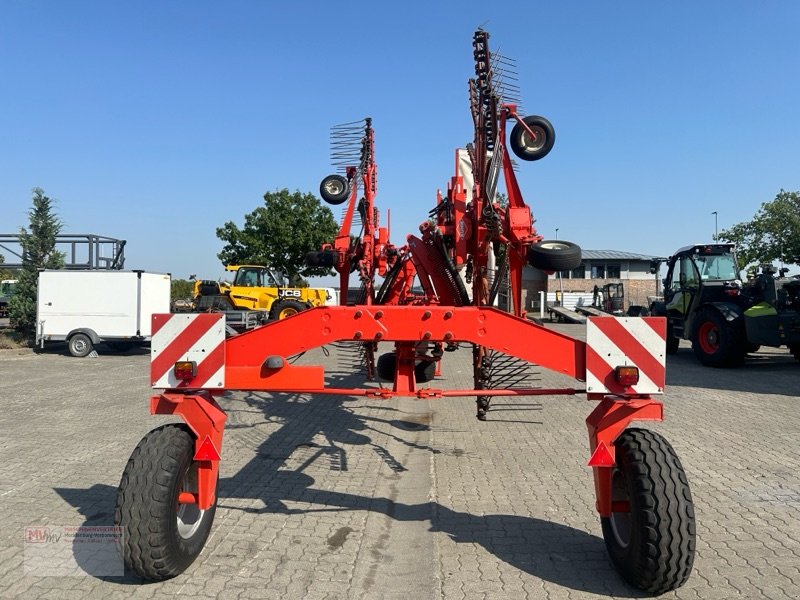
[
  {"left": 509, "top": 115, "right": 555, "bottom": 161},
  {"left": 115, "top": 424, "right": 217, "bottom": 580},
  {"left": 271, "top": 299, "right": 305, "bottom": 320},
  {"left": 691, "top": 308, "right": 745, "bottom": 367},
  {"left": 601, "top": 428, "right": 695, "bottom": 594},
  {"left": 414, "top": 360, "right": 436, "bottom": 383},
  {"left": 320, "top": 174, "right": 351, "bottom": 205},
  {"left": 376, "top": 352, "right": 396, "bottom": 381},
  {"left": 527, "top": 240, "right": 582, "bottom": 271},
  {"left": 68, "top": 333, "right": 93, "bottom": 357}
]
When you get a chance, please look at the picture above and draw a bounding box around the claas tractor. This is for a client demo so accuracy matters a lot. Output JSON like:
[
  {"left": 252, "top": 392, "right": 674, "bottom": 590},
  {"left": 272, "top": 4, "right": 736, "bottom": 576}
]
[
  {"left": 650, "top": 243, "right": 800, "bottom": 366},
  {"left": 114, "top": 30, "right": 696, "bottom": 594}
]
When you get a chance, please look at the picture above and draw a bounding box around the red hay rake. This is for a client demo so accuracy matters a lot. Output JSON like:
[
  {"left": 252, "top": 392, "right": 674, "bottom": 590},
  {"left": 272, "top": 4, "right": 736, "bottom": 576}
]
[{"left": 115, "top": 30, "right": 695, "bottom": 594}]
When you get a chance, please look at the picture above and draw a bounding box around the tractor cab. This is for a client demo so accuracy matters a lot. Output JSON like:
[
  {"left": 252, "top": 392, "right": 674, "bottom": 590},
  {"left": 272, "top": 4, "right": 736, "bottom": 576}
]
[
  {"left": 660, "top": 244, "right": 743, "bottom": 339},
  {"left": 228, "top": 265, "right": 284, "bottom": 288}
]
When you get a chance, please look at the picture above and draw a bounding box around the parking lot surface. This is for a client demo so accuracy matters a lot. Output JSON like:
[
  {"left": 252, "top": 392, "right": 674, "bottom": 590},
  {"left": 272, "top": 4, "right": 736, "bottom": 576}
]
[{"left": 1, "top": 327, "right": 799, "bottom": 599}]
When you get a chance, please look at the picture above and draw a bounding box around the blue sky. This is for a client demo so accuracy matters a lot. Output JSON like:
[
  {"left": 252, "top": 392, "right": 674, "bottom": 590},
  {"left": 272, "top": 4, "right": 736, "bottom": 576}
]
[{"left": 1, "top": 1, "right": 798, "bottom": 282}]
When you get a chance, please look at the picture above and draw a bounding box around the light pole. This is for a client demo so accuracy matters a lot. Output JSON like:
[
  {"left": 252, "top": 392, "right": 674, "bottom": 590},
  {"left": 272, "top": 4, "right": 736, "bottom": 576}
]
[
  {"left": 555, "top": 228, "right": 559, "bottom": 240},
  {"left": 712, "top": 211, "right": 718, "bottom": 241}
]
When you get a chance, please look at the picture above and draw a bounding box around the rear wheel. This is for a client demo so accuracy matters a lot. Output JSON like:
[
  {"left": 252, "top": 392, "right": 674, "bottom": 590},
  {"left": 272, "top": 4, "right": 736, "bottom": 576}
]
[
  {"left": 691, "top": 308, "right": 745, "bottom": 367},
  {"left": 271, "top": 299, "right": 305, "bottom": 320},
  {"left": 115, "top": 424, "right": 217, "bottom": 580},
  {"left": 68, "top": 333, "right": 93, "bottom": 357},
  {"left": 601, "top": 428, "right": 695, "bottom": 594}
]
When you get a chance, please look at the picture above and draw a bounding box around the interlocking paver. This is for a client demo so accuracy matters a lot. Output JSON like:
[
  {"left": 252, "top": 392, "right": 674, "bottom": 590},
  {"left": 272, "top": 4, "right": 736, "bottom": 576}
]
[{"left": 0, "top": 328, "right": 798, "bottom": 599}]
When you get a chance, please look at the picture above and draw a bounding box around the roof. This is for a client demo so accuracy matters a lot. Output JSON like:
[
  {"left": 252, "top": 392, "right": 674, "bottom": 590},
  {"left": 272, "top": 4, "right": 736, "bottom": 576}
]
[{"left": 580, "top": 250, "right": 657, "bottom": 261}]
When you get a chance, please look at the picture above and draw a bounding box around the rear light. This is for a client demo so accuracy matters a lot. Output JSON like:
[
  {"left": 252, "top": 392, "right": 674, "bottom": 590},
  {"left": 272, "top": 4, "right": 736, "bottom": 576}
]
[
  {"left": 615, "top": 366, "right": 639, "bottom": 386},
  {"left": 174, "top": 361, "right": 197, "bottom": 380}
]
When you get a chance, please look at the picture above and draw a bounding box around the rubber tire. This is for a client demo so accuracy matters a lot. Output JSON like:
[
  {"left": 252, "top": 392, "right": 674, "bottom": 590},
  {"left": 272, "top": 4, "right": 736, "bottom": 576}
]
[
  {"left": 509, "top": 115, "right": 555, "bottom": 161},
  {"left": 115, "top": 424, "right": 217, "bottom": 580},
  {"left": 527, "top": 240, "right": 582, "bottom": 271},
  {"left": 691, "top": 308, "right": 746, "bottom": 367},
  {"left": 68, "top": 333, "right": 94, "bottom": 357},
  {"left": 306, "top": 250, "right": 337, "bottom": 268},
  {"left": 271, "top": 299, "right": 306, "bottom": 320},
  {"left": 414, "top": 360, "right": 436, "bottom": 383},
  {"left": 320, "top": 174, "right": 351, "bottom": 205},
  {"left": 601, "top": 428, "right": 695, "bottom": 594},
  {"left": 666, "top": 334, "right": 679, "bottom": 355},
  {"left": 376, "top": 352, "right": 396, "bottom": 382},
  {"left": 376, "top": 352, "right": 435, "bottom": 383}
]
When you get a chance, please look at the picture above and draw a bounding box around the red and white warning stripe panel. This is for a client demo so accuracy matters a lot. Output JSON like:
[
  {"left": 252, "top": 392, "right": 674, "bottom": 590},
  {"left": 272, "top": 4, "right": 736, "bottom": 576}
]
[
  {"left": 585, "top": 317, "right": 666, "bottom": 395},
  {"left": 151, "top": 313, "right": 226, "bottom": 389}
]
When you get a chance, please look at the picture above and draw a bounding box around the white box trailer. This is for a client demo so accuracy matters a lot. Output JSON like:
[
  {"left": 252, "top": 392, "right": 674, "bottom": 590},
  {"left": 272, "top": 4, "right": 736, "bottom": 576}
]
[{"left": 36, "top": 270, "right": 171, "bottom": 357}]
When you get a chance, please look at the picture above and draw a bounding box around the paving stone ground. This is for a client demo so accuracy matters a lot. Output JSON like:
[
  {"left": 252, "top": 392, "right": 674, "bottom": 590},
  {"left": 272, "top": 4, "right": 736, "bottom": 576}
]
[{"left": 1, "top": 325, "right": 798, "bottom": 599}]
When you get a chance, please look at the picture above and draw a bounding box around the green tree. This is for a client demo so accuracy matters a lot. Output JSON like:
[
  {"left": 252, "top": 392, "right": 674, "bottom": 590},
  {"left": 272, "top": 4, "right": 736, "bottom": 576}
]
[
  {"left": 0, "top": 253, "right": 15, "bottom": 280},
  {"left": 718, "top": 190, "right": 800, "bottom": 268},
  {"left": 216, "top": 189, "right": 339, "bottom": 285},
  {"left": 171, "top": 278, "right": 195, "bottom": 300},
  {"left": 10, "top": 188, "right": 64, "bottom": 336}
]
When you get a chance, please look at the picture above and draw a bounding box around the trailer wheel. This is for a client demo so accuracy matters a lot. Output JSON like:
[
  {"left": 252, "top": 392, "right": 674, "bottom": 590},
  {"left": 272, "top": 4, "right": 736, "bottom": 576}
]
[
  {"left": 115, "top": 424, "right": 217, "bottom": 581},
  {"left": 509, "top": 115, "right": 555, "bottom": 161},
  {"left": 271, "top": 299, "right": 305, "bottom": 320},
  {"left": 320, "top": 174, "right": 351, "bottom": 205},
  {"left": 527, "top": 240, "right": 582, "bottom": 271},
  {"left": 601, "top": 428, "right": 695, "bottom": 594},
  {"left": 691, "top": 308, "right": 745, "bottom": 367},
  {"left": 68, "top": 333, "right": 94, "bottom": 357}
]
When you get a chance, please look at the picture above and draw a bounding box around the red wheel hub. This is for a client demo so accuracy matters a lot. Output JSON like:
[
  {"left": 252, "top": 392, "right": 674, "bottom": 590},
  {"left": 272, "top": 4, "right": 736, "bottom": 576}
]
[{"left": 698, "top": 321, "right": 719, "bottom": 354}]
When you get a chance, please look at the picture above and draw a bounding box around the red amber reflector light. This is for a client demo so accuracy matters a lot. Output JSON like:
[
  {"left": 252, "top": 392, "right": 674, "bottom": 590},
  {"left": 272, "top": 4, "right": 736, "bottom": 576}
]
[
  {"left": 174, "top": 360, "right": 197, "bottom": 380},
  {"left": 615, "top": 365, "right": 639, "bottom": 386}
]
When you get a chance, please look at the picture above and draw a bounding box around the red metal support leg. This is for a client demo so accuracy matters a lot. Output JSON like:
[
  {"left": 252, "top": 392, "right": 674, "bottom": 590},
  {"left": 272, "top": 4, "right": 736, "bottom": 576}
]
[
  {"left": 585, "top": 397, "right": 663, "bottom": 517},
  {"left": 151, "top": 391, "right": 227, "bottom": 510}
]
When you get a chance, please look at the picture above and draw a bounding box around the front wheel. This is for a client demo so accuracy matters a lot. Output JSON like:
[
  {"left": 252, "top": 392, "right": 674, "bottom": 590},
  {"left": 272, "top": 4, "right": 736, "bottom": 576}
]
[
  {"left": 527, "top": 240, "right": 582, "bottom": 271},
  {"left": 68, "top": 333, "right": 94, "bottom": 357},
  {"left": 691, "top": 308, "right": 745, "bottom": 367},
  {"left": 115, "top": 424, "right": 217, "bottom": 580},
  {"left": 601, "top": 428, "right": 695, "bottom": 594},
  {"left": 271, "top": 299, "right": 306, "bottom": 320}
]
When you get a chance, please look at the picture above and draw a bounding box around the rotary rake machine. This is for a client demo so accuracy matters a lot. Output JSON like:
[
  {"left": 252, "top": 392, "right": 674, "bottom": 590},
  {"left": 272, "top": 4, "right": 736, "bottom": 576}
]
[{"left": 115, "top": 29, "right": 696, "bottom": 594}]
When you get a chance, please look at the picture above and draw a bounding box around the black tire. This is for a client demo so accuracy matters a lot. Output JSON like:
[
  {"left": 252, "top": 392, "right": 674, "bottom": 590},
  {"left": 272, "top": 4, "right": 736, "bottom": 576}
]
[
  {"left": 666, "top": 320, "right": 680, "bottom": 355},
  {"left": 68, "top": 333, "right": 94, "bottom": 357},
  {"left": 601, "top": 428, "right": 695, "bottom": 594},
  {"left": 376, "top": 352, "right": 396, "bottom": 382},
  {"left": 691, "top": 308, "right": 746, "bottom": 367},
  {"left": 509, "top": 115, "right": 555, "bottom": 161},
  {"left": 527, "top": 240, "right": 582, "bottom": 271},
  {"left": 306, "top": 250, "right": 337, "bottom": 268},
  {"left": 115, "top": 424, "right": 217, "bottom": 580},
  {"left": 414, "top": 360, "right": 436, "bottom": 383},
  {"left": 320, "top": 174, "right": 351, "bottom": 205},
  {"left": 271, "top": 299, "right": 306, "bottom": 320}
]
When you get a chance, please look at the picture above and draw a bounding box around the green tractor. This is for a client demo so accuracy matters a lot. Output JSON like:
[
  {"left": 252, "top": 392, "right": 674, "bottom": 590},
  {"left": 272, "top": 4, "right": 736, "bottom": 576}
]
[{"left": 650, "top": 243, "right": 800, "bottom": 367}]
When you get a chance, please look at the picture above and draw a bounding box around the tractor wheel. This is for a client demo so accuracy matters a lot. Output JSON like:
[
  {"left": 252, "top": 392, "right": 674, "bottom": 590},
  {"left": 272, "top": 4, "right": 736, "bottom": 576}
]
[
  {"left": 115, "top": 424, "right": 217, "bottom": 580},
  {"left": 376, "top": 352, "right": 396, "bottom": 381},
  {"left": 527, "top": 240, "right": 582, "bottom": 271},
  {"left": 666, "top": 322, "right": 679, "bottom": 355},
  {"left": 691, "top": 308, "right": 746, "bottom": 367},
  {"left": 509, "top": 115, "right": 555, "bottom": 161},
  {"left": 271, "top": 299, "right": 305, "bottom": 320},
  {"left": 68, "top": 333, "right": 94, "bottom": 357},
  {"left": 320, "top": 174, "right": 351, "bottom": 205},
  {"left": 601, "top": 428, "right": 695, "bottom": 594}
]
